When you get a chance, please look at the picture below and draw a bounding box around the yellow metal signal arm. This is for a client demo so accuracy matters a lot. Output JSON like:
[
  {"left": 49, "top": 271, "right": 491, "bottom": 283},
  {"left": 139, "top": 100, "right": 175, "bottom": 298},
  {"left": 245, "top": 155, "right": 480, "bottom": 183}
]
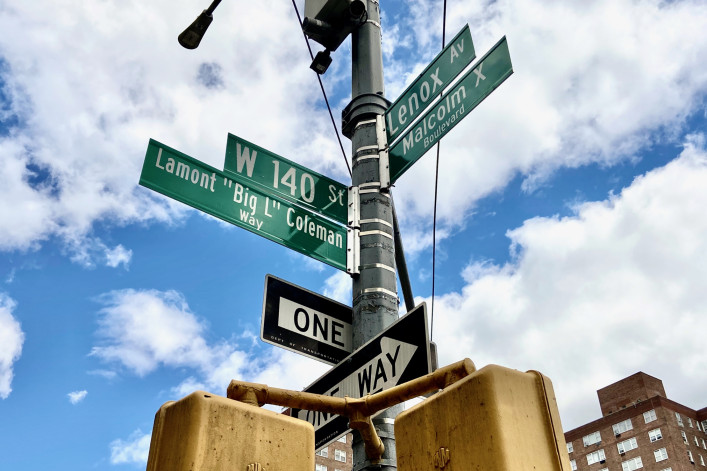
[{"left": 227, "top": 358, "right": 475, "bottom": 463}]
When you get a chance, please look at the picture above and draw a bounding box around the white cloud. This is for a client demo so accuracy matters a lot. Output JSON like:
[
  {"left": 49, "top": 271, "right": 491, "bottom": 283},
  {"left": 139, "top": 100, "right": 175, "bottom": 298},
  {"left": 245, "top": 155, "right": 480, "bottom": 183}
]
[
  {"left": 110, "top": 429, "right": 151, "bottom": 465},
  {"left": 0, "top": 0, "right": 705, "bottom": 265},
  {"left": 0, "top": 0, "right": 348, "bottom": 263},
  {"left": 91, "top": 289, "right": 212, "bottom": 376},
  {"left": 104, "top": 244, "right": 132, "bottom": 269},
  {"left": 0, "top": 293, "right": 24, "bottom": 399},
  {"left": 87, "top": 369, "right": 118, "bottom": 380},
  {"left": 428, "top": 136, "right": 707, "bottom": 430},
  {"left": 389, "top": 0, "right": 707, "bottom": 251},
  {"left": 67, "top": 390, "right": 88, "bottom": 405},
  {"left": 322, "top": 271, "right": 351, "bottom": 305},
  {"left": 91, "top": 288, "right": 328, "bottom": 396}
]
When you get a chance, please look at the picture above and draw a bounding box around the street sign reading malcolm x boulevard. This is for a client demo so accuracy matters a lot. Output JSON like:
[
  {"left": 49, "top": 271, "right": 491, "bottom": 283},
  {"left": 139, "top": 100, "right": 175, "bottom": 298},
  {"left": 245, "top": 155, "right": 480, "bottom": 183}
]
[
  {"left": 223, "top": 134, "right": 348, "bottom": 225},
  {"left": 389, "top": 36, "right": 513, "bottom": 183},
  {"left": 261, "top": 275, "right": 353, "bottom": 365},
  {"left": 291, "top": 303, "right": 431, "bottom": 450},
  {"left": 386, "top": 24, "right": 475, "bottom": 143},
  {"left": 139, "top": 139, "right": 347, "bottom": 271}
]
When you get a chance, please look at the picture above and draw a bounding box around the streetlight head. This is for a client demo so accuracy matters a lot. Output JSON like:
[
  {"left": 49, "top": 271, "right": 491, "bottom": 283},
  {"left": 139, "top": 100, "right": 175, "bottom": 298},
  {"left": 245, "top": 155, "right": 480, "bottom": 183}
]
[{"left": 178, "top": 10, "right": 214, "bottom": 49}]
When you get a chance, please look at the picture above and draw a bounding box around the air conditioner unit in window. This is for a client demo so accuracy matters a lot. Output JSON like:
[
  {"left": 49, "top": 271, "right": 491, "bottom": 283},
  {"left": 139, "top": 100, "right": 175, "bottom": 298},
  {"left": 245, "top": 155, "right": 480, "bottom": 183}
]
[
  {"left": 615, "top": 433, "right": 621, "bottom": 437},
  {"left": 600, "top": 460, "right": 606, "bottom": 464}
]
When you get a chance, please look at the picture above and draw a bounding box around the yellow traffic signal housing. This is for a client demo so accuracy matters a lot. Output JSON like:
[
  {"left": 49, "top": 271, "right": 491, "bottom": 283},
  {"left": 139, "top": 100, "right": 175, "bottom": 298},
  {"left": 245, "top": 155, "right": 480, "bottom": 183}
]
[
  {"left": 395, "top": 365, "right": 572, "bottom": 471},
  {"left": 146, "top": 391, "right": 314, "bottom": 471}
]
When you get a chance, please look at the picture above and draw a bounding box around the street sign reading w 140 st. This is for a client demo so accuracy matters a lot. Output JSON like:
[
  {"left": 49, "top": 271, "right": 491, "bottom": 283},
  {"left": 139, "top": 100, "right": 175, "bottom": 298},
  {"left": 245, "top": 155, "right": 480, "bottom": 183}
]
[
  {"left": 386, "top": 24, "right": 475, "bottom": 143},
  {"left": 389, "top": 36, "right": 513, "bottom": 183},
  {"left": 261, "top": 274, "right": 353, "bottom": 365},
  {"left": 291, "top": 303, "right": 431, "bottom": 450},
  {"left": 139, "top": 139, "right": 348, "bottom": 271},
  {"left": 223, "top": 134, "right": 348, "bottom": 225}
]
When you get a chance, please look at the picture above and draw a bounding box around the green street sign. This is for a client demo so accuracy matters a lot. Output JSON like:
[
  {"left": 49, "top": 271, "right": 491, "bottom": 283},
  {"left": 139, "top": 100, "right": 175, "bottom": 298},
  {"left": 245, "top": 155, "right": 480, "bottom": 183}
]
[
  {"left": 140, "top": 139, "right": 347, "bottom": 271},
  {"left": 223, "top": 134, "right": 348, "bottom": 225},
  {"left": 386, "top": 24, "right": 475, "bottom": 143},
  {"left": 389, "top": 36, "right": 513, "bottom": 183}
]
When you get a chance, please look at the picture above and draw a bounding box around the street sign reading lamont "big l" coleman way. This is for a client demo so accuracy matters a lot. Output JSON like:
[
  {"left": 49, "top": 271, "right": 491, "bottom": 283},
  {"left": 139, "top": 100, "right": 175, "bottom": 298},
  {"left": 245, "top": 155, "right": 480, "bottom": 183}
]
[
  {"left": 139, "top": 139, "right": 347, "bottom": 271},
  {"left": 389, "top": 36, "right": 513, "bottom": 183}
]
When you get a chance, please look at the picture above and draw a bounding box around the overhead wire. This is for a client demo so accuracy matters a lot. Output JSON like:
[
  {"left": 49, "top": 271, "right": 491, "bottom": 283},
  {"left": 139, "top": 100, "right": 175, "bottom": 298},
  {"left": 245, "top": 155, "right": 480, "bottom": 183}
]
[
  {"left": 290, "top": 0, "right": 352, "bottom": 178},
  {"left": 430, "top": 0, "right": 448, "bottom": 342}
]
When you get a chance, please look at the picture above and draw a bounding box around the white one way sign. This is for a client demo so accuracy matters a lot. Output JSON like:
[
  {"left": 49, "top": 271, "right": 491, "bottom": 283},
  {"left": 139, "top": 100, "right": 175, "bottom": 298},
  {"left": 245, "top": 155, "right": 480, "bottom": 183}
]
[
  {"left": 291, "top": 304, "right": 431, "bottom": 450},
  {"left": 261, "top": 275, "right": 353, "bottom": 365}
]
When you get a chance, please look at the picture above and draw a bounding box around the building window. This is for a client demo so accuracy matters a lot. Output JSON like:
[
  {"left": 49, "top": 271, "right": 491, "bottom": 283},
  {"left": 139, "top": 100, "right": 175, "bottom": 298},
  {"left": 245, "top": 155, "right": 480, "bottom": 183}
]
[
  {"left": 570, "top": 459, "right": 577, "bottom": 470},
  {"left": 337, "top": 436, "right": 347, "bottom": 443},
  {"left": 567, "top": 442, "right": 574, "bottom": 453},
  {"left": 621, "top": 456, "right": 643, "bottom": 471},
  {"left": 654, "top": 448, "right": 668, "bottom": 462},
  {"left": 587, "top": 449, "right": 606, "bottom": 465},
  {"left": 702, "top": 438, "right": 706, "bottom": 449},
  {"left": 682, "top": 431, "right": 688, "bottom": 444},
  {"left": 334, "top": 449, "right": 346, "bottom": 463},
  {"left": 618, "top": 437, "right": 639, "bottom": 454},
  {"left": 613, "top": 418, "right": 634, "bottom": 435},
  {"left": 649, "top": 428, "right": 663, "bottom": 442},
  {"left": 689, "top": 418, "right": 694, "bottom": 428},
  {"left": 583, "top": 431, "right": 602, "bottom": 447},
  {"left": 697, "top": 436, "right": 701, "bottom": 447},
  {"left": 644, "top": 410, "right": 657, "bottom": 423},
  {"left": 316, "top": 447, "right": 328, "bottom": 458},
  {"left": 660, "top": 468, "right": 672, "bottom": 471},
  {"left": 688, "top": 450, "right": 694, "bottom": 463},
  {"left": 676, "top": 412, "right": 684, "bottom": 427},
  {"left": 700, "top": 454, "right": 705, "bottom": 466},
  {"left": 698, "top": 421, "right": 702, "bottom": 432},
  {"left": 316, "top": 465, "right": 327, "bottom": 471}
]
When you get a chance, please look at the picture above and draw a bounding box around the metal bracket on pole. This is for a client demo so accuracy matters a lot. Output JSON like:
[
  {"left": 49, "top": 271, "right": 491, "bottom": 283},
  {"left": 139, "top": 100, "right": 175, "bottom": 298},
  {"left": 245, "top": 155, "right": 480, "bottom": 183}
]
[
  {"left": 227, "top": 359, "right": 476, "bottom": 464},
  {"left": 375, "top": 115, "right": 391, "bottom": 190},
  {"left": 347, "top": 186, "right": 361, "bottom": 276}
]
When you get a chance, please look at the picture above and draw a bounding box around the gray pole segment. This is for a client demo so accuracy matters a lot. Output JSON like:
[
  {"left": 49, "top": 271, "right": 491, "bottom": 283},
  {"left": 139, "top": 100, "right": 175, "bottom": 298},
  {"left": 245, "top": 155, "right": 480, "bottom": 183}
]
[
  {"left": 342, "top": 2, "right": 400, "bottom": 471},
  {"left": 392, "top": 196, "right": 416, "bottom": 313}
]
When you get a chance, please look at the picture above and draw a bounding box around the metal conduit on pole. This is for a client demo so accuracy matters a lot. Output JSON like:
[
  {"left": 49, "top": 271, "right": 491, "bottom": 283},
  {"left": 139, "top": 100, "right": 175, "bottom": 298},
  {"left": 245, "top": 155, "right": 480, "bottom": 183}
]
[
  {"left": 392, "top": 196, "right": 415, "bottom": 313},
  {"left": 340, "top": 1, "right": 399, "bottom": 470}
]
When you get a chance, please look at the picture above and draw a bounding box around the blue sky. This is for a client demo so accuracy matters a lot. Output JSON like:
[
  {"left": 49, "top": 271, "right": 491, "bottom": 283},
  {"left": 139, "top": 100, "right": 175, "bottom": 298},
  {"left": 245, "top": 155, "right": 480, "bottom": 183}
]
[{"left": 2, "top": 0, "right": 707, "bottom": 469}]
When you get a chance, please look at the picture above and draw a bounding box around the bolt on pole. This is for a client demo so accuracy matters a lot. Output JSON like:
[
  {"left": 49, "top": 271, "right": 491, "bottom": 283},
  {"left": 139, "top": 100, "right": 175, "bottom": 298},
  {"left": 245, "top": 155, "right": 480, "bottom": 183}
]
[{"left": 341, "top": 1, "right": 399, "bottom": 470}]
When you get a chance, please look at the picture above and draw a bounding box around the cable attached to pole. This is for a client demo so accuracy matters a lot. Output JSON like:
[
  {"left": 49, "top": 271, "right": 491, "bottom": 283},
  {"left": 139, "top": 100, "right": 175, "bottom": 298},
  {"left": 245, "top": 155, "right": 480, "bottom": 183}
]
[
  {"left": 430, "top": 0, "right": 448, "bottom": 342},
  {"left": 290, "top": 0, "right": 352, "bottom": 178}
]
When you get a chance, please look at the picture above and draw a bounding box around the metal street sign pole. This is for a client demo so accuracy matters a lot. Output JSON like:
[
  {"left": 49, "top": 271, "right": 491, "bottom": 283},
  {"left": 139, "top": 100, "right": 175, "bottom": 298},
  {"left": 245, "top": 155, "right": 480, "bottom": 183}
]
[{"left": 340, "top": 1, "right": 399, "bottom": 470}]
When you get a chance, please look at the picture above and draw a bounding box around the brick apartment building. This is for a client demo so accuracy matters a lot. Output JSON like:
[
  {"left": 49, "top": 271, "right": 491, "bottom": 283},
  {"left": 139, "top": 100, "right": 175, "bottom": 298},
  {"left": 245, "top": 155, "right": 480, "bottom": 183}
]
[
  {"left": 314, "top": 433, "right": 352, "bottom": 471},
  {"left": 564, "top": 372, "right": 707, "bottom": 471}
]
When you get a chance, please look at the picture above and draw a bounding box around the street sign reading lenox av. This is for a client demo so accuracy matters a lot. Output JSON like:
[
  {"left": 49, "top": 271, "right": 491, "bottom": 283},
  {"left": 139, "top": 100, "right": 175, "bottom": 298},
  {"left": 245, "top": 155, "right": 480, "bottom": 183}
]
[
  {"left": 223, "top": 134, "right": 348, "bottom": 225},
  {"left": 389, "top": 36, "right": 514, "bottom": 183},
  {"left": 386, "top": 24, "right": 475, "bottom": 143},
  {"left": 291, "top": 303, "right": 431, "bottom": 450},
  {"left": 261, "top": 275, "right": 352, "bottom": 365},
  {"left": 139, "top": 140, "right": 347, "bottom": 271}
]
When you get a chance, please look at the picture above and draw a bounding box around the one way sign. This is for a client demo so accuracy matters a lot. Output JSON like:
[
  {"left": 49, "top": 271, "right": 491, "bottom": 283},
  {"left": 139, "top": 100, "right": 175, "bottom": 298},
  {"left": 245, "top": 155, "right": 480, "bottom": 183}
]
[{"left": 292, "top": 303, "right": 431, "bottom": 450}]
